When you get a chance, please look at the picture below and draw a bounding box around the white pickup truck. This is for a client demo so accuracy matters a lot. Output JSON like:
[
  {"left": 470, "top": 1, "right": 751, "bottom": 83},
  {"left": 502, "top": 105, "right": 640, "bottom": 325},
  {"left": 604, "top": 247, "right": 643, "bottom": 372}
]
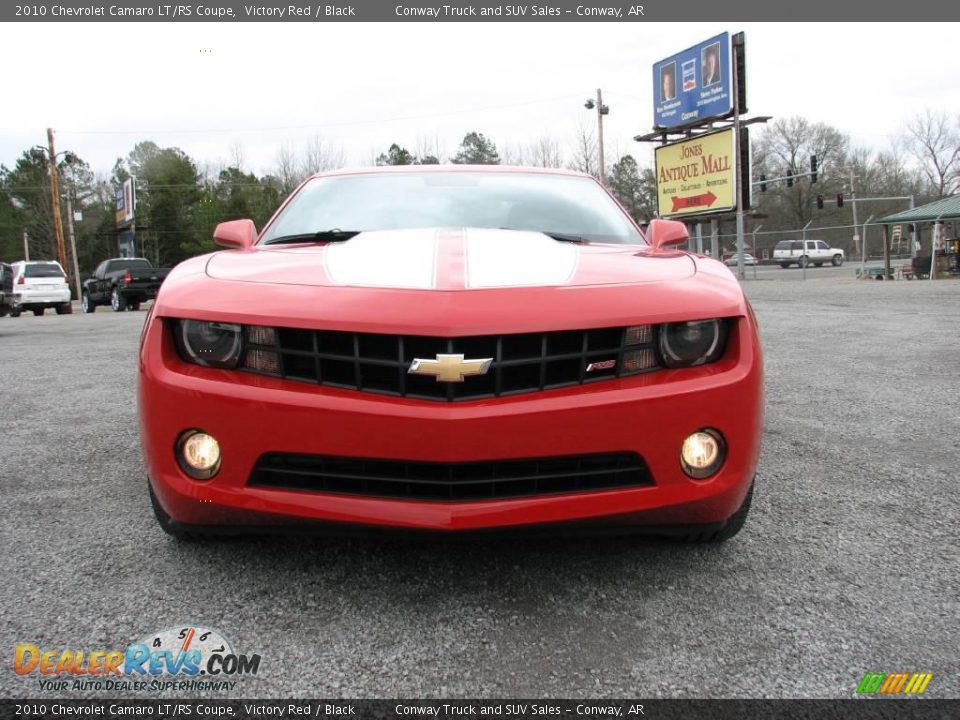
[{"left": 773, "top": 239, "right": 845, "bottom": 268}]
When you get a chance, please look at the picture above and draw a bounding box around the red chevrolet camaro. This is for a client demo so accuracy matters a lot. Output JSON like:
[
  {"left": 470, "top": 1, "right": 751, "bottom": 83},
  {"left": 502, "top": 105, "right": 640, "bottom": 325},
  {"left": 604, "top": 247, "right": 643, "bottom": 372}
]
[{"left": 138, "top": 166, "right": 763, "bottom": 541}]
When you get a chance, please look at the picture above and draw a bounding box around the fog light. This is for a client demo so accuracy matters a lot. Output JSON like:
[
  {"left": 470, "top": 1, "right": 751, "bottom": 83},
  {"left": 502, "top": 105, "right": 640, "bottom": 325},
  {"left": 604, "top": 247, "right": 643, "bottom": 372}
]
[
  {"left": 680, "top": 429, "right": 725, "bottom": 479},
  {"left": 177, "top": 430, "right": 221, "bottom": 480}
]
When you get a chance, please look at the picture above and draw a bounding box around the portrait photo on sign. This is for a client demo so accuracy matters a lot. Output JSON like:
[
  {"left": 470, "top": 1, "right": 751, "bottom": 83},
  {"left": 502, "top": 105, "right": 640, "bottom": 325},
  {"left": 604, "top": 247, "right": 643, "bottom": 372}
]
[
  {"left": 702, "top": 42, "right": 721, "bottom": 86},
  {"left": 660, "top": 62, "right": 677, "bottom": 101}
]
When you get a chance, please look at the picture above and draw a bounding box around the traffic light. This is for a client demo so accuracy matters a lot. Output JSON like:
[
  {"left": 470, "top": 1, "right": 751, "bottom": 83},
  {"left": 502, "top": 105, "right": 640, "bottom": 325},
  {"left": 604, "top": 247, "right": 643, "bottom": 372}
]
[
  {"left": 810, "top": 155, "right": 818, "bottom": 184},
  {"left": 759, "top": 174, "right": 767, "bottom": 192},
  {"left": 816, "top": 194, "right": 824, "bottom": 209},
  {"left": 836, "top": 193, "right": 844, "bottom": 208}
]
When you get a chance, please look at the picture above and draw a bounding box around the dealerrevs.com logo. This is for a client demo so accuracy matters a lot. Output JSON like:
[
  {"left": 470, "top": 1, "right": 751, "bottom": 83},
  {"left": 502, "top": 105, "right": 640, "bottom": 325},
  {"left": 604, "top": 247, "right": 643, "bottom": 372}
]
[
  {"left": 14, "top": 626, "right": 261, "bottom": 693},
  {"left": 856, "top": 672, "right": 934, "bottom": 695}
]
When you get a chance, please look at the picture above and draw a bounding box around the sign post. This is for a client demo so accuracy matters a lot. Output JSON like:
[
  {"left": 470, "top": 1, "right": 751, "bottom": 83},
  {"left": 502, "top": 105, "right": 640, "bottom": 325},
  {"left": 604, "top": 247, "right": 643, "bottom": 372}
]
[
  {"left": 642, "top": 31, "right": 759, "bottom": 276},
  {"left": 732, "top": 33, "right": 745, "bottom": 280},
  {"left": 115, "top": 177, "right": 136, "bottom": 257}
]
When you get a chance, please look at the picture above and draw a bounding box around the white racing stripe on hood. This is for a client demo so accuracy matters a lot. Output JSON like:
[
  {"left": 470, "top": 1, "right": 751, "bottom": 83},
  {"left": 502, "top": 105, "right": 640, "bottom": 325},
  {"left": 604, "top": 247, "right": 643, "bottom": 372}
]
[
  {"left": 324, "top": 230, "right": 438, "bottom": 288},
  {"left": 465, "top": 228, "right": 578, "bottom": 288}
]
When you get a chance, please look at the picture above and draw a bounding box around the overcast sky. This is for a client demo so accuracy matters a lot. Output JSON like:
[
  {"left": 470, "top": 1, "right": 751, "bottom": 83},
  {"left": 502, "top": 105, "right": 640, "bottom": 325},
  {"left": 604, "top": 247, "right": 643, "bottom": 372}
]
[{"left": 1, "top": 22, "right": 956, "bottom": 176}]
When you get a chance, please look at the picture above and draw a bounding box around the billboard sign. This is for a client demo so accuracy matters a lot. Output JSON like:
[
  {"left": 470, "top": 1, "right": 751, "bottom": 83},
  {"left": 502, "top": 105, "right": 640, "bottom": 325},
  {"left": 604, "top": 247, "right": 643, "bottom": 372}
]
[
  {"left": 115, "top": 178, "right": 135, "bottom": 227},
  {"left": 653, "top": 32, "right": 733, "bottom": 129},
  {"left": 655, "top": 128, "right": 737, "bottom": 219}
]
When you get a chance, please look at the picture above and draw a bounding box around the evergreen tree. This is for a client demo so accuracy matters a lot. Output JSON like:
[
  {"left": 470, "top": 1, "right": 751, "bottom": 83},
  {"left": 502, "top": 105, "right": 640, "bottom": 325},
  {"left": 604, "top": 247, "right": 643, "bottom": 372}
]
[
  {"left": 376, "top": 144, "right": 416, "bottom": 166},
  {"left": 451, "top": 132, "right": 500, "bottom": 165}
]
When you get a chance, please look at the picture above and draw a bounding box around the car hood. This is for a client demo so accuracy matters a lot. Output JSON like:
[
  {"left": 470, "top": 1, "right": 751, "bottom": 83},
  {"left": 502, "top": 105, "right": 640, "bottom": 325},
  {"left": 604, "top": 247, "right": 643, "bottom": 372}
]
[
  {"left": 204, "top": 228, "right": 696, "bottom": 289},
  {"left": 159, "top": 229, "right": 746, "bottom": 337}
]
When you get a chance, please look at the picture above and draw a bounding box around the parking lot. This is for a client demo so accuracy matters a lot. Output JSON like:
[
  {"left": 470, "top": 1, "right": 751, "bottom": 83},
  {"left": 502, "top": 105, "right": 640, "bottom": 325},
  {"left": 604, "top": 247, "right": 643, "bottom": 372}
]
[{"left": 1, "top": 275, "right": 957, "bottom": 699}]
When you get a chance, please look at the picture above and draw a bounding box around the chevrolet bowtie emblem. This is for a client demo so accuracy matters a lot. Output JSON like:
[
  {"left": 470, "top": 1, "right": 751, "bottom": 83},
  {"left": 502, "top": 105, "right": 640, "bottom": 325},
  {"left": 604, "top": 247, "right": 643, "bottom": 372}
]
[{"left": 408, "top": 354, "right": 493, "bottom": 383}]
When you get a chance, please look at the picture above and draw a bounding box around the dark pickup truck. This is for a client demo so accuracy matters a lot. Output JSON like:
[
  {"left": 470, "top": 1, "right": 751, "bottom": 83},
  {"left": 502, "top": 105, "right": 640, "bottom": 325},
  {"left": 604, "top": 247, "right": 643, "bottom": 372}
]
[{"left": 82, "top": 257, "right": 171, "bottom": 313}]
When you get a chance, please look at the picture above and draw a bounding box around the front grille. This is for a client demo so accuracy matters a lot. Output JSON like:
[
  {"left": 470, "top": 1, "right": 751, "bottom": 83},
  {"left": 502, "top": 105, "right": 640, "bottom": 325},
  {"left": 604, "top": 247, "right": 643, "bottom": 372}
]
[
  {"left": 244, "top": 326, "right": 659, "bottom": 401},
  {"left": 249, "top": 452, "right": 654, "bottom": 501}
]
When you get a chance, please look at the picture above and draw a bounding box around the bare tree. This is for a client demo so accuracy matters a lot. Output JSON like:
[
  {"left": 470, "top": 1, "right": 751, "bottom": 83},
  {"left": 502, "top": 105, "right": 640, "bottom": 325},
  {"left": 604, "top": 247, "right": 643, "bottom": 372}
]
[
  {"left": 299, "top": 134, "right": 346, "bottom": 177},
  {"left": 273, "top": 142, "right": 303, "bottom": 194},
  {"left": 568, "top": 122, "right": 598, "bottom": 177},
  {"left": 228, "top": 139, "right": 245, "bottom": 172},
  {"left": 905, "top": 110, "right": 960, "bottom": 198},
  {"left": 498, "top": 142, "right": 525, "bottom": 166},
  {"left": 754, "top": 116, "right": 849, "bottom": 226},
  {"left": 526, "top": 136, "right": 564, "bottom": 168},
  {"left": 196, "top": 159, "right": 224, "bottom": 188},
  {"left": 414, "top": 135, "right": 445, "bottom": 165}
]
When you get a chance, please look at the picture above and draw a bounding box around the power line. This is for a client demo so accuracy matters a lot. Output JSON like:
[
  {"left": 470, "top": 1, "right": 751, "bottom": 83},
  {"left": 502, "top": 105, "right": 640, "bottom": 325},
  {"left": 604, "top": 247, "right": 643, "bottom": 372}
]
[{"left": 58, "top": 94, "right": 584, "bottom": 136}]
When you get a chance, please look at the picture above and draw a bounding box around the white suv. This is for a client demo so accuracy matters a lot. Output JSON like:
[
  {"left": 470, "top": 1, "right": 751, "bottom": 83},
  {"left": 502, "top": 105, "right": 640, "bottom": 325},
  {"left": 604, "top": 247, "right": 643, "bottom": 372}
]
[
  {"left": 773, "top": 240, "right": 845, "bottom": 268},
  {"left": 9, "top": 261, "right": 72, "bottom": 316}
]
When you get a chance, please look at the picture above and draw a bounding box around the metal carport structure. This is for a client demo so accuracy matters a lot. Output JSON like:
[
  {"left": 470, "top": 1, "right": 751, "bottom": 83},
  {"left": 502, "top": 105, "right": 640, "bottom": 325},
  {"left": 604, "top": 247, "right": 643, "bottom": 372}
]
[{"left": 875, "top": 195, "right": 960, "bottom": 279}]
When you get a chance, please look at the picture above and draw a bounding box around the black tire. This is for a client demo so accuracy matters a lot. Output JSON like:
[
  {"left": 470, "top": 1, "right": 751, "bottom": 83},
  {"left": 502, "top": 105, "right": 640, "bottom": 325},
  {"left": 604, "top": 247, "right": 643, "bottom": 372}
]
[
  {"left": 10, "top": 307, "right": 21, "bottom": 318},
  {"left": 832, "top": 254, "right": 844, "bottom": 267},
  {"left": 814, "top": 262, "right": 823, "bottom": 267},
  {"left": 32, "top": 308, "right": 44, "bottom": 316},
  {"left": 111, "top": 287, "right": 127, "bottom": 312},
  {"left": 55, "top": 302, "right": 71, "bottom": 315},
  {"left": 129, "top": 302, "right": 141, "bottom": 311},
  {"left": 798, "top": 256, "right": 809, "bottom": 268},
  {"left": 779, "top": 263, "right": 790, "bottom": 269},
  {"left": 681, "top": 480, "right": 755, "bottom": 543},
  {"left": 82, "top": 293, "right": 96, "bottom": 313},
  {"left": 149, "top": 483, "right": 218, "bottom": 541}
]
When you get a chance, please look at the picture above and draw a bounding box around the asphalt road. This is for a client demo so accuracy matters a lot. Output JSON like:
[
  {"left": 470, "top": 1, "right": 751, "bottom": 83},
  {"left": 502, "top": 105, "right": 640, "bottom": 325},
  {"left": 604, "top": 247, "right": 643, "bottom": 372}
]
[{"left": 1, "top": 276, "right": 957, "bottom": 699}]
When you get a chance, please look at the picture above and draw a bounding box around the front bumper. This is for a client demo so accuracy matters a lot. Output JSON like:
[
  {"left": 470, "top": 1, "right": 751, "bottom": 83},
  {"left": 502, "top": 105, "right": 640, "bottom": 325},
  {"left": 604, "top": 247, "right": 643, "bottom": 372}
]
[{"left": 139, "top": 317, "right": 763, "bottom": 533}]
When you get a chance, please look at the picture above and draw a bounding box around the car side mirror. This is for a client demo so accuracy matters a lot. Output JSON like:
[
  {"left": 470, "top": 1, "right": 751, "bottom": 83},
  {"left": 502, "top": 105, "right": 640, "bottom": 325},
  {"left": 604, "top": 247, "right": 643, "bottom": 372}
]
[
  {"left": 647, "top": 218, "right": 689, "bottom": 249},
  {"left": 214, "top": 219, "right": 257, "bottom": 249}
]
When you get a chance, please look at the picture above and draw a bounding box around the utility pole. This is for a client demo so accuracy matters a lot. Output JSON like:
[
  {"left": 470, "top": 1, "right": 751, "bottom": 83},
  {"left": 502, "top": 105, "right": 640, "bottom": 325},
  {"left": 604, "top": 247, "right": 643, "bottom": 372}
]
[
  {"left": 732, "top": 35, "right": 746, "bottom": 280},
  {"left": 596, "top": 88, "right": 606, "bottom": 182},
  {"left": 65, "top": 191, "right": 82, "bottom": 301},
  {"left": 584, "top": 91, "right": 610, "bottom": 183},
  {"left": 849, "top": 167, "right": 860, "bottom": 258},
  {"left": 23, "top": 231, "right": 30, "bottom": 262},
  {"left": 45, "top": 128, "right": 68, "bottom": 276}
]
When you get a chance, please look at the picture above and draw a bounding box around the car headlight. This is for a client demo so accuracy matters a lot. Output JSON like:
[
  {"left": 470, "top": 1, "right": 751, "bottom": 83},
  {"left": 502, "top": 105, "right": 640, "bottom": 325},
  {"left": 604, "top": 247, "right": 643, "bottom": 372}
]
[
  {"left": 658, "top": 319, "right": 727, "bottom": 368},
  {"left": 173, "top": 319, "right": 243, "bottom": 369}
]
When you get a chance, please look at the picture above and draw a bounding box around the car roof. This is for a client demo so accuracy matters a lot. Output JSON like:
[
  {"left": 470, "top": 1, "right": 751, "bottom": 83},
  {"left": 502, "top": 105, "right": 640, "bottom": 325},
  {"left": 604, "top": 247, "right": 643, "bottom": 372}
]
[{"left": 307, "top": 164, "right": 594, "bottom": 181}]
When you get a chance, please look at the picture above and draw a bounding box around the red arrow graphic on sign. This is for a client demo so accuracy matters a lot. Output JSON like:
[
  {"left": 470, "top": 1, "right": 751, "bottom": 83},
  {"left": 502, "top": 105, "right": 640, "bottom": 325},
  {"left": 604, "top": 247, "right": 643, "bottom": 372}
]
[{"left": 671, "top": 191, "right": 718, "bottom": 212}]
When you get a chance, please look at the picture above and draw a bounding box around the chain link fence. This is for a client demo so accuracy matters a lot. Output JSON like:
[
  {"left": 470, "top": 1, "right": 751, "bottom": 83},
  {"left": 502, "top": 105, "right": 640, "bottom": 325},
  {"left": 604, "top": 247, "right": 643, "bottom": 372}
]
[{"left": 694, "top": 221, "right": 931, "bottom": 262}]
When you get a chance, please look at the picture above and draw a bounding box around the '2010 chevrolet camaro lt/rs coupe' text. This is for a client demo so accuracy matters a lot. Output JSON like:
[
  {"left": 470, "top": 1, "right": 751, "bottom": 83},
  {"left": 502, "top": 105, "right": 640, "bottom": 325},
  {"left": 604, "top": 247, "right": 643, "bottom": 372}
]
[{"left": 138, "top": 166, "right": 763, "bottom": 541}]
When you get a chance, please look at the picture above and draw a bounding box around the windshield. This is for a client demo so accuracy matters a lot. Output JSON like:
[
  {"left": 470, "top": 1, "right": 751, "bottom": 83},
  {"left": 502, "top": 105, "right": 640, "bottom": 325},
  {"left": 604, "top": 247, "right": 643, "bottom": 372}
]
[
  {"left": 260, "top": 172, "right": 645, "bottom": 245},
  {"left": 24, "top": 262, "right": 65, "bottom": 278}
]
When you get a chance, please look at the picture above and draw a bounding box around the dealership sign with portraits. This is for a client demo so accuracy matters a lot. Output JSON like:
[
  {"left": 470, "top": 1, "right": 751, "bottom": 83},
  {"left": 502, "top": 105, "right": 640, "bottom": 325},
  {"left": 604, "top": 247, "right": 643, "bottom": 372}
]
[
  {"left": 652, "top": 32, "right": 733, "bottom": 129},
  {"left": 115, "top": 178, "right": 135, "bottom": 227},
  {"left": 655, "top": 128, "right": 737, "bottom": 219}
]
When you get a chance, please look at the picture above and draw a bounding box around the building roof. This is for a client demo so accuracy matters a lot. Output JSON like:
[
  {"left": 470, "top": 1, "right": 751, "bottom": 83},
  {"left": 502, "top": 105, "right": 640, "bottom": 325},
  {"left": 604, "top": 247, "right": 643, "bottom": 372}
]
[{"left": 876, "top": 195, "right": 960, "bottom": 223}]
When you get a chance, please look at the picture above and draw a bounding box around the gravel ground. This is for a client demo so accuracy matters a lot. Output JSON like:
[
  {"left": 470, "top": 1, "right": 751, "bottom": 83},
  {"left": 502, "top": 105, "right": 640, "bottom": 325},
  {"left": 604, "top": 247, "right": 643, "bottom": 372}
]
[{"left": 1, "top": 276, "right": 957, "bottom": 699}]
